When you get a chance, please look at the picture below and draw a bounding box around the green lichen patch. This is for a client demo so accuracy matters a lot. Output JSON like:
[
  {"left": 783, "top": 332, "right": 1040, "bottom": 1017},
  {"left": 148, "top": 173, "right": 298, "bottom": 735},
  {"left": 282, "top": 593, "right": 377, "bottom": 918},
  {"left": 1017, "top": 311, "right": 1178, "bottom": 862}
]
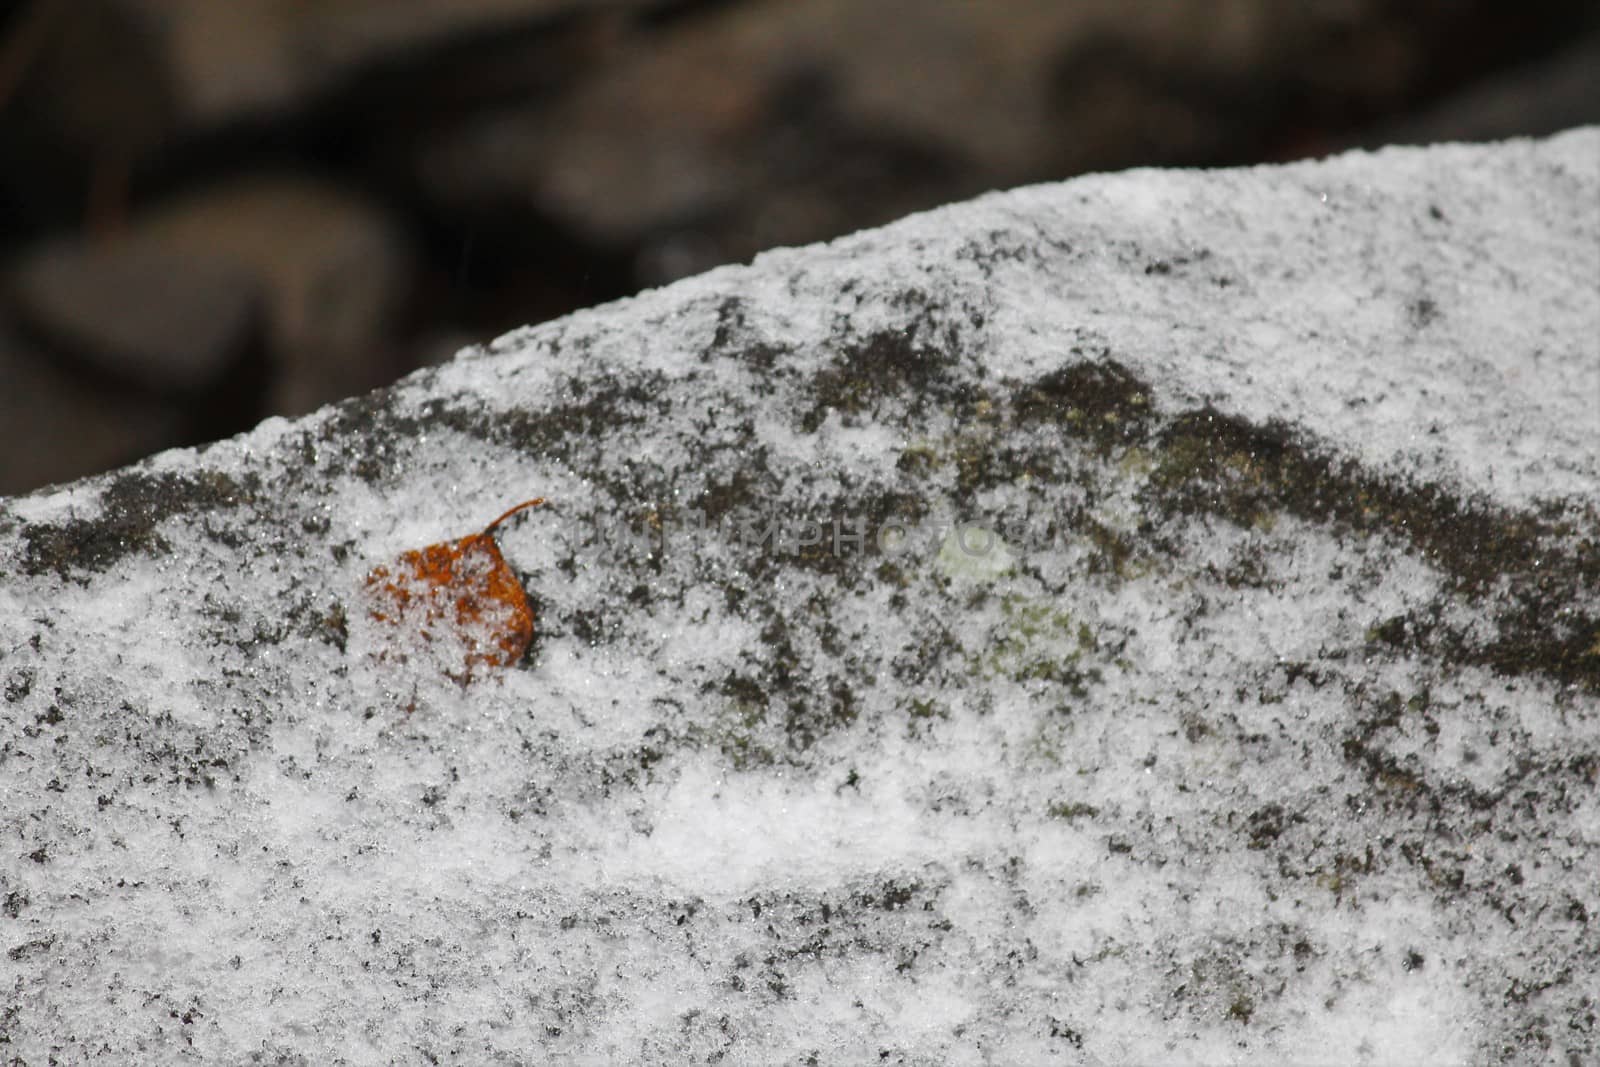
[
  {"left": 977, "top": 593, "right": 1100, "bottom": 691},
  {"left": 697, "top": 605, "right": 867, "bottom": 764},
  {"left": 694, "top": 455, "right": 776, "bottom": 525},
  {"left": 726, "top": 875, "right": 951, "bottom": 1001},
  {"left": 20, "top": 469, "right": 259, "bottom": 579},
  {"left": 1144, "top": 403, "right": 1596, "bottom": 595},
  {"left": 1168, "top": 949, "right": 1264, "bottom": 1028},
  {"left": 1011, "top": 357, "right": 1154, "bottom": 456},
  {"left": 1046, "top": 800, "right": 1100, "bottom": 821},
  {"left": 901, "top": 696, "right": 949, "bottom": 739},
  {"left": 702, "top": 674, "right": 778, "bottom": 770},
  {"left": 800, "top": 314, "right": 964, "bottom": 433},
  {"left": 998, "top": 359, "right": 1598, "bottom": 693},
  {"left": 1242, "top": 803, "right": 1304, "bottom": 851},
  {"left": 936, "top": 524, "right": 1017, "bottom": 582},
  {"left": 708, "top": 296, "right": 791, "bottom": 371},
  {"left": 312, "top": 386, "right": 430, "bottom": 485},
  {"left": 315, "top": 368, "right": 673, "bottom": 495},
  {"left": 714, "top": 482, "right": 930, "bottom": 588}
]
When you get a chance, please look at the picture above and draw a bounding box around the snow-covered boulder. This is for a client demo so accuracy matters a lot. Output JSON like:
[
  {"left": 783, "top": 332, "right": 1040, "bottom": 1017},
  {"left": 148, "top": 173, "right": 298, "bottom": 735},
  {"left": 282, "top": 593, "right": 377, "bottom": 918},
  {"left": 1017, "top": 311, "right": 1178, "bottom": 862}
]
[{"left": 2, "top": 129, "right": 1596, "bottom": 1065}]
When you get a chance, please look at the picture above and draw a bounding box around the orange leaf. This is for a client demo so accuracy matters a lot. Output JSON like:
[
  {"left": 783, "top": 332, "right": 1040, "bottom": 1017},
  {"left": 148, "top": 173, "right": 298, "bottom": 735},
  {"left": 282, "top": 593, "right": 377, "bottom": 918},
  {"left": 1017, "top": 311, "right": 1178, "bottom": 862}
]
[{"left": 363, "top": 499, "right": 544, "bottom": 682}]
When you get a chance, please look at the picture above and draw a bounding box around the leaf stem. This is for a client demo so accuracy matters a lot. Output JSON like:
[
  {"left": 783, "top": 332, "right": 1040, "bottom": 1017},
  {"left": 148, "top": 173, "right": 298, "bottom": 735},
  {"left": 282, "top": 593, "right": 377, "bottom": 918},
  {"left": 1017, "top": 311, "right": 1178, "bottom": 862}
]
[{"left": 480, "top": 498, "right": 546, "bottom": 536}]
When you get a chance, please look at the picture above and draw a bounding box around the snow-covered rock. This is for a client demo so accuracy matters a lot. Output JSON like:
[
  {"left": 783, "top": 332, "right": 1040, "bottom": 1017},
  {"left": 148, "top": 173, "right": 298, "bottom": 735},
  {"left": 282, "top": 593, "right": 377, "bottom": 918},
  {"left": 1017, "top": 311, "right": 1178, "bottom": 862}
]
[{"left": 2, "top": 129, "right": 1597, "bottom": 1065}]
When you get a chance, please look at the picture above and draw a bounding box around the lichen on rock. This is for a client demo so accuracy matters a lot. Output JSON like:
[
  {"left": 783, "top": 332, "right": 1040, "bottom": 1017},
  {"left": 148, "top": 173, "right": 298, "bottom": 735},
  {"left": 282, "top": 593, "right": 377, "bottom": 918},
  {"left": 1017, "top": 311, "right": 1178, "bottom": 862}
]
[{"left": 1, "top": 129, "right": 1596, "bottom": 1065}]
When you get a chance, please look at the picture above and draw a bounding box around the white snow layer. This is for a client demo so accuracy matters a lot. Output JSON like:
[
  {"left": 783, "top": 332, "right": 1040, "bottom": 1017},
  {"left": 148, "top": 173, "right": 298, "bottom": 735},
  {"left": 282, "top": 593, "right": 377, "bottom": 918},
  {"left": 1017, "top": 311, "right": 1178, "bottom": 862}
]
[{"left": 1, "top": 129, "right": 1597, "bottom": 1065}]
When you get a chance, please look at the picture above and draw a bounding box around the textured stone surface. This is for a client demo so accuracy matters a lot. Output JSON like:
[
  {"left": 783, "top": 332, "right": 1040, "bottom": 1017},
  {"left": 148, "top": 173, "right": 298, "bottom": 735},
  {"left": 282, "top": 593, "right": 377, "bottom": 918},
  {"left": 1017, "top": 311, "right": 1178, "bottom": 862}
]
[{"left": 1, "top": 131, "right": 1597, "bottom": 1064}]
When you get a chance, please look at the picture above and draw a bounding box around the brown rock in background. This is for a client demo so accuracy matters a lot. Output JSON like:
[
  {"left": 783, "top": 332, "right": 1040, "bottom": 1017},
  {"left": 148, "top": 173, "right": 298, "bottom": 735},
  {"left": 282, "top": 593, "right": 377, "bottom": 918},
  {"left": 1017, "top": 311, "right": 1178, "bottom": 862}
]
[
  {"left": 0, "top": 0, "right": 175, "bottom": 232},
  {"left": 0, "top": 324, "right": 185, "bottom": 496},
  {"left": 17, "top": 0, "right": 641, "bottom": 132},
  {"left": 8, "top": 237, "right": 263, "bottom": 395},
  {"left": 134, "top": 175, "right": 413, "bottom": 416},
  {"left": 1358, "top": 29, "right": 1600, "bottom": 147},
  {"left": 415, "top": 0, "right": 1600, "bottom": 285},
  {"left": 0, "top": 0, "right": 1594, "bottom": 496}
]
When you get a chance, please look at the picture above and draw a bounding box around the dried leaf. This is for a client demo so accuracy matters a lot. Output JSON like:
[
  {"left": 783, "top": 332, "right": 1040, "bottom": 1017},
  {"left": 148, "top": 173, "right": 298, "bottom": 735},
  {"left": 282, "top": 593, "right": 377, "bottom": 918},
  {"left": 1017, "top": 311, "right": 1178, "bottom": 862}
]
[{"left": 363, "top": 499, "right": 544, "bottom": 682}]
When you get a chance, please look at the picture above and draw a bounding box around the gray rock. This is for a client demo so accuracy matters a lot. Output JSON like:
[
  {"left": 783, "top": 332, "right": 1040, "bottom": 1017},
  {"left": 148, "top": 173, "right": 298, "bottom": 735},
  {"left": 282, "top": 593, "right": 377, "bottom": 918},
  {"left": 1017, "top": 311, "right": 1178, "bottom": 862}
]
[{"left": 1, "top": 130, "right": 1596, "bottom": 1064}]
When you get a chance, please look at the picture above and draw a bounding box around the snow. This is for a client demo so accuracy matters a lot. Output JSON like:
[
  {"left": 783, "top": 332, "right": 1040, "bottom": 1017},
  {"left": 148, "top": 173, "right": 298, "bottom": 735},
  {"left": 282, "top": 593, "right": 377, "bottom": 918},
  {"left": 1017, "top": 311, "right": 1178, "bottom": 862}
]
[{"left": 2, "top": 128, "right": 1598, "bottom": 1064}]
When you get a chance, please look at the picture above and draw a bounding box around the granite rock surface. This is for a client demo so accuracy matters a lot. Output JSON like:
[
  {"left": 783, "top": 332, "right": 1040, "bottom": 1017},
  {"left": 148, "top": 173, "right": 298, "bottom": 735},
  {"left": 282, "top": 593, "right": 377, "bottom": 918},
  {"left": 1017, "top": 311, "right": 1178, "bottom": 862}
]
[{"left": 1, "top": 130, "right": 1597, "bottom": 1064}]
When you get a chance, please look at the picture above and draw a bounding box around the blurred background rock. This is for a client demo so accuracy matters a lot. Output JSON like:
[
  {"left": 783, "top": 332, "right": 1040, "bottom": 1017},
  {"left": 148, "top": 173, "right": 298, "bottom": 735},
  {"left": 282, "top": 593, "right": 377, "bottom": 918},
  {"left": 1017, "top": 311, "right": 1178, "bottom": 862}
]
[{"left": 1, "top": 0, "right": 1596, "bottom": 496}]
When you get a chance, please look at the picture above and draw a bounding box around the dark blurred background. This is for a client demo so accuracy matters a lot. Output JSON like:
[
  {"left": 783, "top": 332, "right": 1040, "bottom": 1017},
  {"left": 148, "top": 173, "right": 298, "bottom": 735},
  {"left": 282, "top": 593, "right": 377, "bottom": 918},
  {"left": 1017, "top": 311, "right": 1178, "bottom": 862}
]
[{"left": 2, "top": 0, "right": 1597, "bottom": 496}]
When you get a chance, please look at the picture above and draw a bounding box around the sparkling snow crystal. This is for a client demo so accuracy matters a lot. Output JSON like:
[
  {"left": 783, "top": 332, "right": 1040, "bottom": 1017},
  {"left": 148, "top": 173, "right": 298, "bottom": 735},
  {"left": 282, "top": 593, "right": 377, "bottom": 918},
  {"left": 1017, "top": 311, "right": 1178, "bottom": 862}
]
[{"left": 2, "top": 129, "right": 1597, "bottom": 1065}]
